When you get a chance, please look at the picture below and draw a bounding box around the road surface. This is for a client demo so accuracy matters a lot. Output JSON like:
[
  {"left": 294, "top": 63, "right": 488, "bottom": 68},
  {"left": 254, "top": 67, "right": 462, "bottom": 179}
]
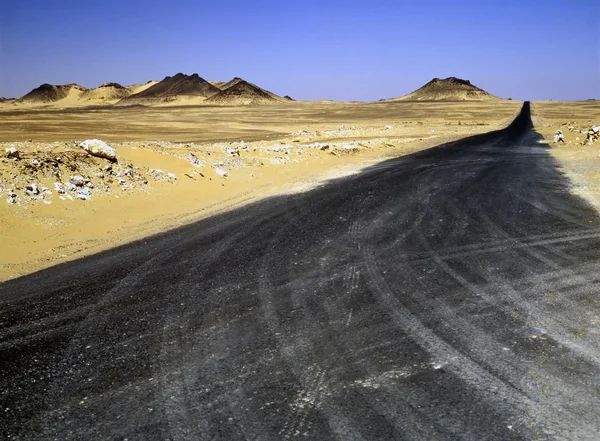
[{"left": 2, "top": 103, "right": 599, "bottom": 440}]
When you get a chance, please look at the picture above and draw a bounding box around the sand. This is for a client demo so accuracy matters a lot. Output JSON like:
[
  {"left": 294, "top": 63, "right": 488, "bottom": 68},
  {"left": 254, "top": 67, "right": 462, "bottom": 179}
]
[
  {"left": 531, "top": 100, "right": 600, "bottom": 210},
  {"left": 0, "top": 100, "right": 522, "bottom": 280}
]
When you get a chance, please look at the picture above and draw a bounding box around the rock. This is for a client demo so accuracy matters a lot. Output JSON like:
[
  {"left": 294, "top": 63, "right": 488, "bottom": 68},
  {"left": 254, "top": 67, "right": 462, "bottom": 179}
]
[
  {"left": 86, "top": 182, "right": 94, "bottom": 189},
  {"left": 167, "top": 172, "right": 177, "bottom": 180},
  {"left": 186, "top": 153, "right": 200, "bottom": 166},
  {"left": 77, "top": 187, "right": 91, "bottom": 200},
  {"left": 69, "top": 175, "right": 85, "bottom": 186},
  {"left": 31, "top": 159, "right": 41, "bottom": 167},
  {"left": 102, "top": 164, "right": 112, "bottom": 172},
  {"left": 54, "top": 182, "right": 65, "bottom": 193},
  {"left": 25, "top": 183, "right": 39, "bottom": 195},
  {"left": 124, "top": 168, "right": 133, "bottom": 177},
  {"left": 385, "top": 125, "right": 392, "bottom": 130},
  {"left": 67, "top": 183, "right": 78, "bottom": 192},
  {"left": 80, "top": 139, "right": 117, "bottom": 160},
  {"left": 341, "top": 144, "right": 359, "bottom": 151},
  {"left": 215, "top": 168, "right": 228, "bottom": 178},
  {"left": 5, "top": 147, "right": 19, "bottom": 159},
  {"left": 553, "top": 130, "right": 565, "bottom": 143}
]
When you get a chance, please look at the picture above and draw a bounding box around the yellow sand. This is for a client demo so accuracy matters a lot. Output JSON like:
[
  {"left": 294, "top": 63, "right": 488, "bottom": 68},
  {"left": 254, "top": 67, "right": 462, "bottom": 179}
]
[{"left": 0, "top": 100, "right": 522, "bottom": 280}]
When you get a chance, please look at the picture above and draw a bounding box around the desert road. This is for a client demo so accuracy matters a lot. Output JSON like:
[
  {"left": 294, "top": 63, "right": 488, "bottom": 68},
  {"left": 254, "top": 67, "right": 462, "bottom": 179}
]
[{"left": 2, "top": 102, "right": 600, "bottom": 440}]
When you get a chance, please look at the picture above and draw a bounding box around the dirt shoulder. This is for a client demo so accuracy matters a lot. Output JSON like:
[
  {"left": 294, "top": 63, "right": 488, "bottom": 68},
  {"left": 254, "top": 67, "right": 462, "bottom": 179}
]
[
  {"left": 531, "top": 100, "right": 600, "bottom": 210},
  {"left": 0, "top": 101, "right": 521, "bottom": 281}
]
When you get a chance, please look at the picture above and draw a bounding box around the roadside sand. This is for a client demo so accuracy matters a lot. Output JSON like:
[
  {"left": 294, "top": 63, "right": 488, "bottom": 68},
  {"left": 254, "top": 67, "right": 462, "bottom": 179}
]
[
  {"left": 532, "top": 100, "right": 600, "bottom": 209},
  {"left": 1, "top": 101, "right": 521, "bottom": 280}
]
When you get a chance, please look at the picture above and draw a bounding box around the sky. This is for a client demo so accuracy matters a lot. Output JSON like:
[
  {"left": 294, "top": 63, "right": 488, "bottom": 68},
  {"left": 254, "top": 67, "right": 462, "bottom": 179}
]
[{"left": 0, "top": 0, "right": 598, "bottom": 101}]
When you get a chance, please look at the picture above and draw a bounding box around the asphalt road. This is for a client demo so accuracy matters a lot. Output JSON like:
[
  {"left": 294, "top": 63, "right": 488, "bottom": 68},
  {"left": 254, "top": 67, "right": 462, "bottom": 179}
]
[{"left": 2, "top": 102, "right": 600, "bottom": 440}]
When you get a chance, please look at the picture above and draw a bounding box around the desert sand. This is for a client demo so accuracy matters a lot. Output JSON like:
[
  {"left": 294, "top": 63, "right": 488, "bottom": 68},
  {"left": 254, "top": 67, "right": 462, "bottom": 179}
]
[
  {"left": 532, "top": 100, "right": 600, "bottom": 209},
  {"left": 0, "top": 100, "right": 522, "bottom": 280}
]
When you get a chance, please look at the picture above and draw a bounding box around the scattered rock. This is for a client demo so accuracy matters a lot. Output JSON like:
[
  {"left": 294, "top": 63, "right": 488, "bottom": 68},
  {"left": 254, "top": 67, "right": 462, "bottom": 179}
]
[
  {"left": 5, "top": 147, "right": 19, "bottom": 159},
  {"left": 585, "top": 125, "right": 599, "bottom": 145},
  {"left": 554, "top": 130, "right": 565, "bottom": 143},
  {"left": 25, "top": 183, "right": 39, "bottom": 195},
  {"left": 77, "top": 187, "right": 91, "bottom": 200},
  {"left": 187, "top": 153, "right": 201, "bottom": 166},
  {"left": 215, "top": 168, "right": 228, "bottom": 178},
  {"left": 54, "top": 182, "right": 65, "bottom": 193},
  {"left": 80, "top": 139, "right": 117, "bottom": 160},
  {"left": 69, "top": 175, "right": 85, "bottom": 187}
]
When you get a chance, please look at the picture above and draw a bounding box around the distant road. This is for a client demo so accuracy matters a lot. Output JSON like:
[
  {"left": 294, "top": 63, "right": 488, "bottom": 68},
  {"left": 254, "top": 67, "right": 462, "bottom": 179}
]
[{"left": 2, "top": 102, "right": 599, "bottom": 440}]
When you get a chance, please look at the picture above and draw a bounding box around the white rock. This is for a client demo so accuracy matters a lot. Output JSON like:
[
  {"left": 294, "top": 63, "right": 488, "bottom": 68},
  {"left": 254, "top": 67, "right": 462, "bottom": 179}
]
[
  {"left": 167, "top": 172, "right": 177, "bottom": 180},
  {"left": 80, "top": 139, "right": 117, "bottom": 160},
  {"left": 54, "top": 182, "right": 65, "bottom": 193},
  {"left": 341, "top": 144, "right": 359, "bottom": 150},
  {"left": 70, "top": 175, "right": 85, "bottom": 186},
  {"left": 77, "top": 187, "right": 91, "bottom": 200},
  {"left": 215, "top": 168, "right": 228, "bottom": 178},
  {"left": 25, "top": 183, "right": 39, "bottom": 195},
  {"left": 5, "top": 147, "right": 19, "bottom": 158},
  {"left": 385, "top": 125, "right": 392, "bottom": 130}
]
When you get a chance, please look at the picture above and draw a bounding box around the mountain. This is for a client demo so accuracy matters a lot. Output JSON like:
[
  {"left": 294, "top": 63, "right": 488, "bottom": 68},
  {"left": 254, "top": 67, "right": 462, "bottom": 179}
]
[
  {"left": 80, "top": 82, "right": 132, "bottom": 102},
  {"left": 17, "top": 83, "right": 87, "bottom": 104},
  {"left": 118, "top": 73, "right": 220, "bottom": 105},
  {"left": 387, "top": 77, "right": 499, "bottom": 101},
  {"left": 205, "top": 78, "right": 282, "bottom": 105}
]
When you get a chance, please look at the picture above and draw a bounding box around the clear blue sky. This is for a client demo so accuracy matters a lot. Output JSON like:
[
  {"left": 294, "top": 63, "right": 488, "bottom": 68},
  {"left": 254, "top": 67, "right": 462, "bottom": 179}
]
[{"left": 0, "top": 0, "right": 598, "bottom": 101}]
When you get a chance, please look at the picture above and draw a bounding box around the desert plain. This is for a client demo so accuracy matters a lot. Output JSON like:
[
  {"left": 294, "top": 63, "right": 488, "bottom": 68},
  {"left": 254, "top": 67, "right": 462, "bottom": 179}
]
[{"left": 0, "top": 96, "right": 598, "bottom": 281}]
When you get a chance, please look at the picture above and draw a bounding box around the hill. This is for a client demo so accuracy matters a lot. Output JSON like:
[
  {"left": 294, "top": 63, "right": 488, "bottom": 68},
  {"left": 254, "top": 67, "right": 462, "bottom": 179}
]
[
  {"left": 18, "top": 83, "right": 88, "bottom": 104},
  {"left": 205, "top": 78, "right": 281, "bottom": 105},
  {"left": 209, "top": 81, "right": 228, "bottom": 89},
  {"left": 80, "top": 83, "right": 132, "bottom": 102},
  {"left": 388, "top": 77, "right": 499, "bottom": 101},
  {"left": 118, "top": 73, "right": 220, "bottom": 105}
]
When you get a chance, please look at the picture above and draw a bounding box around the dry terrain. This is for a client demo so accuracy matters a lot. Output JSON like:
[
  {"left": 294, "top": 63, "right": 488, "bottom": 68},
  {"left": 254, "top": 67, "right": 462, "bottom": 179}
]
[
  {"left": 1, "top": 100, "right": 523, "bottom": 280},
  {"left": 532, "top": 100, "right": 600, "bottom": 208}
]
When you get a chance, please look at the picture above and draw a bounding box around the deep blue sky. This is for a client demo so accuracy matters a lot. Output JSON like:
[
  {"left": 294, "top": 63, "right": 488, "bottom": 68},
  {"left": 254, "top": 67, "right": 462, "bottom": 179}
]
[{"left": 1, "top": 0, "right": 598, "bottom": 100}]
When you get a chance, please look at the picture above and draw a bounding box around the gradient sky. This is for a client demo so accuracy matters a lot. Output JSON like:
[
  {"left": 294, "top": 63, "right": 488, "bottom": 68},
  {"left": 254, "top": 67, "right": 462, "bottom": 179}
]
[{"left": 0, "top": 0, "right": 598, "bottom": 101}]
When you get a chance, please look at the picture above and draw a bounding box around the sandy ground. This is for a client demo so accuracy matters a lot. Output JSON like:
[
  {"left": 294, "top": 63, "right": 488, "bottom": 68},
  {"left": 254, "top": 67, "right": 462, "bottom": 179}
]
[
  {"left": 531, "top": 100, "right": 600, "bottom": 209},
  {"left": 0, "top": 100, "right": 522, "bottom": 280}
]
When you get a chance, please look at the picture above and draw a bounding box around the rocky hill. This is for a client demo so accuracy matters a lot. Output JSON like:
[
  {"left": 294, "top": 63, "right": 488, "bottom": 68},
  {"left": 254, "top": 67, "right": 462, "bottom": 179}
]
[
  {"left": 17, "top": 83, "right": 87, "bottom": 104},
  {"left": 388, "top": 77, "right": 498, "bottom": 101},
  {"left": 80, "top": 83, "right": 132, "bottom": 102},
  {"left": 205, "top": 78, "right": 281, "bottom": 105},
  {"left": 118, "top": 73, "right": 220, "bottom": 105}
]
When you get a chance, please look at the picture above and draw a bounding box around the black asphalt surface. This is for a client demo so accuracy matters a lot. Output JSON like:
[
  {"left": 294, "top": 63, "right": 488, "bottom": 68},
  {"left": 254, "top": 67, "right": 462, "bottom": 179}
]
[{"left": 2, "top": 102, "right": 600, "bottom": 440}]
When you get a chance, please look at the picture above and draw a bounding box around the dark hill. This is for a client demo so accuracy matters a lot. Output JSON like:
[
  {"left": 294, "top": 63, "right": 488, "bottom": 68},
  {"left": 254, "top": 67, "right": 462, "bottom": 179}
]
[
  {"left": 387, "top": 77, "right": 498, "bottom": 101},
  {"left": 123, "top": 73, "right": 220, "bottom": 101},
  {"left": 205, "top": 79, "right": 281, "bottom": 105}
]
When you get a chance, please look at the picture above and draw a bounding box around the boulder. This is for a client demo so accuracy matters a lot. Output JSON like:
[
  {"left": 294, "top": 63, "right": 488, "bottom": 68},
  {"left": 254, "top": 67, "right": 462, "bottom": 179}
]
[
  {"left": 554, "top": 130, "right": 565, "bottom": 143},
  {"left": 70, "top": 175, "right": 85, "bottom": 187},
  {"left": 80, "top": 139, "right": 117, "bottom": 160},
  {"left": 5, "top": 147, "right": 19, "bottom": 159}
]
